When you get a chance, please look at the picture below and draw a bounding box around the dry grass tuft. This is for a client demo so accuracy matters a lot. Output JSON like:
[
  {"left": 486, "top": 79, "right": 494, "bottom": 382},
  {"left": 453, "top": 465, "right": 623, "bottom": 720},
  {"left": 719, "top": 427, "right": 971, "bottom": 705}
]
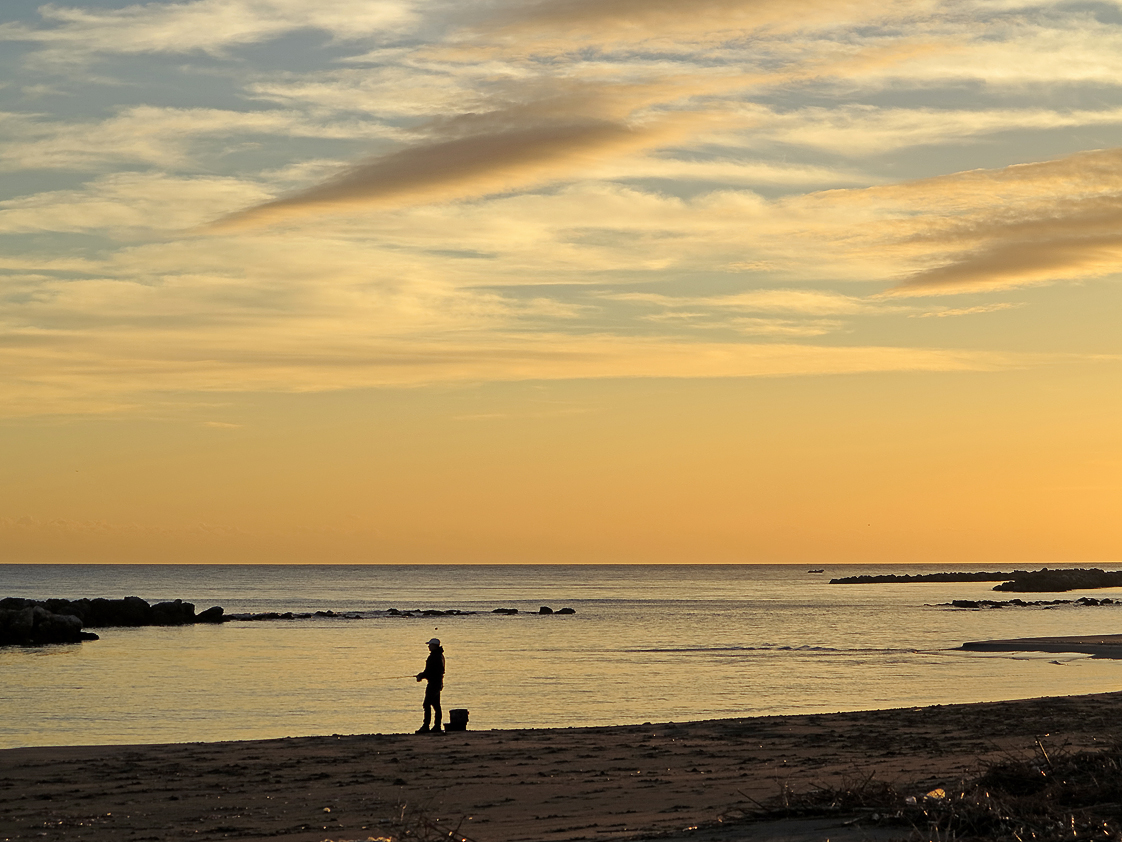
[{"left": 726, "top": 740, "right": 1122, "bottom": 841}]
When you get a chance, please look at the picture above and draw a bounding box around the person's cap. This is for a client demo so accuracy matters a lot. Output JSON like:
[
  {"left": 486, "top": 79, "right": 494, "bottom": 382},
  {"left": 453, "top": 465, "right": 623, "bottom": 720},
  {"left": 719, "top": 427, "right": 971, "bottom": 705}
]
[{"left": 427, "top": 638, "right": 441, "bottom": 646}]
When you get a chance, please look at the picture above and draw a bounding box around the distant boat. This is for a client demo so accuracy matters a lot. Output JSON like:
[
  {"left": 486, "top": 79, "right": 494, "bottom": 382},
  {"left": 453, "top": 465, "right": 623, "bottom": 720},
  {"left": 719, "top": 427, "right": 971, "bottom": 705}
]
[{"left": 807, "top": 569, "right": 824, "bottom": 574}]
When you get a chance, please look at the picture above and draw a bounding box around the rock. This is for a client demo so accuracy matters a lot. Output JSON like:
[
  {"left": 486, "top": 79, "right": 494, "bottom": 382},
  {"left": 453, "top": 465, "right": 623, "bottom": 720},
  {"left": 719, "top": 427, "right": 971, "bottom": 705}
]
[
  {"left": 556, "top": 607, "right": 576, "bottom": 614},
  {"left": 2, "top": 596, "right": 153, "bottom": 629},
  {"left": 151, "top": 599, "right": 196, "bottom": 625},
  {"left": 538, "top": 606, "right": 554, "bottom": 615},
  {"left": 0, "top": 605, "right": 91, "bottom": 645},
  {"left": 935, "top": 597, "right": 1109, "bottom": 609},
  {"left": 993, "top": 568, "right": 1122, "bottom": 593},
  {"left": 833, "top": 567, "right": 1122, "bottom": 593},
  {"left": 832, "top": 571, "right": 1022, "bottom": 584},
  {"left": 36, "top": 608, "right": 85, "bottom": 641},
  {"left": 492, "top": 608, "right": 518, "bottom": 615},
  {"left": 195, "top": 606, "right": 225, "bottom": 623},
  {"left": 1, "top": 606, "right": 34, "bottom": 641},
  {"left": 85, "top": 596, "right": 153, "bottom": 627},
  {"left": 3, "top": 597, "right": 233, "bottom": 630}
]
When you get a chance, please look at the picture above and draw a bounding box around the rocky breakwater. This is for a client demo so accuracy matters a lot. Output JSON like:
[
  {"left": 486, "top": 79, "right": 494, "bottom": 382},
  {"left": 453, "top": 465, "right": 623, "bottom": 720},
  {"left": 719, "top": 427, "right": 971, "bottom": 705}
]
[
  {"left": 832, "top": 567, "right": 1122, "bottom": 593},
  {"left": 992, "top": 568, "right": 1122, "bottom": 593},
  {"left": 0, "top": 603, "right": 98, "bottom": 645},
  {"left": 0, "top": 597, "right": 224, "bottom": 646}
]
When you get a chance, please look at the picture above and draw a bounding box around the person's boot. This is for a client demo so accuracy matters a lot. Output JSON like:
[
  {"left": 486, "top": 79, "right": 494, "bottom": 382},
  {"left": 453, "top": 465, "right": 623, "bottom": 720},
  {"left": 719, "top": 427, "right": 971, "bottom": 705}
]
[
  {"left": 429, "top": 725, "right": 443, "bottom": 735},
  {"left": 414, "top": 724, "right": 430, "bottom": 734}
]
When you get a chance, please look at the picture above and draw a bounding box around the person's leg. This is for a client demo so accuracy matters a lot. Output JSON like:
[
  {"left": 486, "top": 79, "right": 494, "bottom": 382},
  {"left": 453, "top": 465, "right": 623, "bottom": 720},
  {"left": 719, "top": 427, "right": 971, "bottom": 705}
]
[
  {"left": 415, "top": 693, "right": 432, "bottom": 733},
  {"left": 431, "top": 693, "right": 442, "bottom": 732}
]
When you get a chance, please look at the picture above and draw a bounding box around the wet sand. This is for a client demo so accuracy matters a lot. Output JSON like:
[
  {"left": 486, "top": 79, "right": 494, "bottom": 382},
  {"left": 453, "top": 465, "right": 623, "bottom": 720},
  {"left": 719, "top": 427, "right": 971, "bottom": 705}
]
[
  {"left": 3, "top": 692, "right": 1122, "bottom": 842},
  {"left": 961, "top": 634, "right": 1122, "bottom": 658}
]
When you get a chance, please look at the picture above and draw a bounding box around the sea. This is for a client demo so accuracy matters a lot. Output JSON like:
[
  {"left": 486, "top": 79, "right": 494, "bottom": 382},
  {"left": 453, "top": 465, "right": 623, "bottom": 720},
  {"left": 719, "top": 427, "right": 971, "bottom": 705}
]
[{"left": 2, "top": 563, "right": 1121, "bottom": 750}]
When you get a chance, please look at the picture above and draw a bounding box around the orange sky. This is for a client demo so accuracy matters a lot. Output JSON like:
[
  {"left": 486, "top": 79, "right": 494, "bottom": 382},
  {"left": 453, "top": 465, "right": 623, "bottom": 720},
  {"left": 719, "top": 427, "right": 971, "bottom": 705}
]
[{"left": 1, "top": 0, "right": 1120, "bottom": 563}]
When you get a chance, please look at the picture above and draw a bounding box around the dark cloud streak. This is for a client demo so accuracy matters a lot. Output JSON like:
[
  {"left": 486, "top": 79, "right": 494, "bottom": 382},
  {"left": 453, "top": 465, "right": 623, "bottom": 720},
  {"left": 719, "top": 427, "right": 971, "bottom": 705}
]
[
  {"left": 892, "top": 197, "right": 1122, "bottom": 294},
  {"left": 211, "top": 118, "right": 647, "bottom": 229}
]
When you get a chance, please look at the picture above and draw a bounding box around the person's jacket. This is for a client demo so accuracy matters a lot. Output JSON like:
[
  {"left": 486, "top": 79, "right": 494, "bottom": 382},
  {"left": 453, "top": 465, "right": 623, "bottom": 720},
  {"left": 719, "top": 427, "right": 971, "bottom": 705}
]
[{"left": 420, "top": 648, "right": 445, "bottom": 690}]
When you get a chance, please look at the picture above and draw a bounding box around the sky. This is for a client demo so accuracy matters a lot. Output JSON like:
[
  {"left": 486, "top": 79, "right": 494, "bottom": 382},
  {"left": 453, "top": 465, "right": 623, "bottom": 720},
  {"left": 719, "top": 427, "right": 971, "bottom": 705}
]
[{"left": 0, "top": 0, "right": 1119, "bottom": 564}]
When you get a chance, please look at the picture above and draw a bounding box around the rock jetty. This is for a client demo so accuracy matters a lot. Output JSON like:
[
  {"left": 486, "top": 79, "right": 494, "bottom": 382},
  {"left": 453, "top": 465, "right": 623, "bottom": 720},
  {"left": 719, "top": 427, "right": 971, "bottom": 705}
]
[
  {"left": 943, "top": 596, "right": 1115, "bottom": 609},
  {"left": 830, "top": 571, "right": 1021, "bottom": 584},
  {"left": 2, "top": 597, "right": 579, "bottom": 644},
  {"left": 833, "top": 567, "right": 1122, "bottom": 593},
  {"left": 0, "top": 604, "right": 99, "bottom": 646},
  {"left": 991, "top": 568, "right": 1122, "bottom": 593},
  {"left": 0, "top": 597, "right": 224, "bottom": 646}
]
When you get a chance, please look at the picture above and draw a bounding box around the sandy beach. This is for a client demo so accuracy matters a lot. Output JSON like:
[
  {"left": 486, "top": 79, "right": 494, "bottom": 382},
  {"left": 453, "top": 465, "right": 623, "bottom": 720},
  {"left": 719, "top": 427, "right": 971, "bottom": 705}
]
[
  {"left": 961, "top": 634, "right": 1122, "bottom": 659},
  {"left": 3, "top": 690, "right": 1122, "bottom": 842}
]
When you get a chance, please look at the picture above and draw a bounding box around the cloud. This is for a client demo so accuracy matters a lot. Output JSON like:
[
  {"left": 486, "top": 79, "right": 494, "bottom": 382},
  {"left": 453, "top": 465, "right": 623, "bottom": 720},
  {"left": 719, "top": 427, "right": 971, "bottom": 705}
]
[
  {"left": 0, "top": 323, "right": 1039, "bottom": 417},
  {"left": 914, "top": 302, "right": 1023, "bottom": 318},
  {"left": 728, "top": 318, "right": 843, "bottom": 336},
  {"left": 209, "top": 74, "right": 735, "bottom": 228},
  {"left": 212, "top": 118, "right": 664, "bottom": 228},
  {"left": 0, "top": 0, "right": 417, "bottom": 62},
  {"left": 894, "top": 214, "right": 1122, "bottom": 293},
  {"left": 868, "top": 18, "right": 1122, "bottom": 87},
  {"left": 874, "top": 148, "right": 1122, "bottom": 294},
  {"left": 0, "top": 106, "right": 395, "bottom": 171},
  {"left": 472, "top": 0, "right": 923, "bottom": 48},
  {"left": 0, "top": 173, "right": 269, "bottom": 233},
  {"left": 245, "top": 66, "right": 485, "bottom": 119},
  {"left": 702, "top": 289, "right": 886, "bottom": 315},
  {"left": 744, "top": 106, "right": 1122, "bottom": 157},
  {"left": 606, "top": 288, "right": 899, "bottom": 320},
  {"left": 725, "top": 146, "right": 1122, "bottom": 295},
  {"left": 604, "top": 288, "right": 913, "bottom": 336}
]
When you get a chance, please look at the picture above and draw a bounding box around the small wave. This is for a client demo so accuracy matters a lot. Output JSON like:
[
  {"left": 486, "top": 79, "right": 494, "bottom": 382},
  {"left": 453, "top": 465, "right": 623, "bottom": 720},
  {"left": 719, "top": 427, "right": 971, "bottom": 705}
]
[{"left": 625, "top": 645, "right": 920, "bottom": 654}]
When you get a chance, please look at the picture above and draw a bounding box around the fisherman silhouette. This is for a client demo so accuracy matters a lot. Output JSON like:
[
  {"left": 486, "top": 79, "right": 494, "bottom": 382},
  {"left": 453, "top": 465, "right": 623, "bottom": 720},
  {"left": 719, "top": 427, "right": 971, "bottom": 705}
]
[{"left": 415, "top": 638, "right": 445, "bottom": 734}]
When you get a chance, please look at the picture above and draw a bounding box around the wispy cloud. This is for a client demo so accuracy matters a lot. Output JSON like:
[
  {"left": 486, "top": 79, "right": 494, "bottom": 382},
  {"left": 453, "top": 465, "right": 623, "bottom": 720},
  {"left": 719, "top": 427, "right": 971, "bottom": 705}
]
[
  {"left": 744, "top": 106, "right": 1122, "bottom": 157},
  {"left": 913, "top": 302, "right": 1023, "bottom": 318},
  {"left": 212, "top": 117, "right": 664, "bottom": 228},
  {"left": 0, "top": 326, "right": 1040, "bottom": 418},
  {"left": 0, "top": 106, "right": 394, "bottom": 171},
  {"left": 211, "top": 75, "right": 742, "bottom": 227},
  {"left": 875, "top": 148, "right": 1122, "bottom": 294},
  {"left": 2, "top": 0, "right": 1120, "bottom": 423},
  {"left": 470, "top": 0, "right": 927, "bottom": 49},
  {"left": 0, "top": 173, "right": 268, "bottom": 233},
  {"left": 0, "top": 0, "right": 418, "bottom": 62}
]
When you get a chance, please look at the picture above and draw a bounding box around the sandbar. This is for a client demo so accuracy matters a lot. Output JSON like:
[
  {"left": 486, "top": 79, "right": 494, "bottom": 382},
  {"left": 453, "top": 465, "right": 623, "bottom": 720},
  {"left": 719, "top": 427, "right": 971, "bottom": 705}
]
[{"left": 961, "top": 635, "right": 1122, "bottom": 658}]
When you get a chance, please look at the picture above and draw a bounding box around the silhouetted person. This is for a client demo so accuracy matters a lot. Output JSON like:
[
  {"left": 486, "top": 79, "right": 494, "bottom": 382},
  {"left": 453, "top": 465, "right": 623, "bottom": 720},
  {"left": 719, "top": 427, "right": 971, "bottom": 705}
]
[{"left": 415, "top": 638, "right": 445, "bottom": 734}]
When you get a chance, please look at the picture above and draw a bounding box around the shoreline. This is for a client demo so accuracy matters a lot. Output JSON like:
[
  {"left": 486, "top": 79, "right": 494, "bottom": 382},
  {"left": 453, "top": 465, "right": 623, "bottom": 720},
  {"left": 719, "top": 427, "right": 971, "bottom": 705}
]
[
  {"left": 961, "top": 634, "right": 1122, "bottom": 659},
  {"left": 4, "top": 691, "right": 1122, "bottom": 842}
]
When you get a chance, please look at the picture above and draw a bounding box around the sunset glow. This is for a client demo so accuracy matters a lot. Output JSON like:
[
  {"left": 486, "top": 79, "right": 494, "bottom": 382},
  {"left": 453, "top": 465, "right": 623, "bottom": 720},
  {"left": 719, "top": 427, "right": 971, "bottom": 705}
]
[{"left": 1, "top": 0, "right": 1119, "bottom": 562}]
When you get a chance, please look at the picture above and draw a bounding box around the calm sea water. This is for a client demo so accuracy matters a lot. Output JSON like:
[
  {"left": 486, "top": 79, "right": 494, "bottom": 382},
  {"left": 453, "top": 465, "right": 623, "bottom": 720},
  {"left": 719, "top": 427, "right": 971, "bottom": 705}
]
[{"left": 3, "top": 563, "right": 1121, "bottom": 749}]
